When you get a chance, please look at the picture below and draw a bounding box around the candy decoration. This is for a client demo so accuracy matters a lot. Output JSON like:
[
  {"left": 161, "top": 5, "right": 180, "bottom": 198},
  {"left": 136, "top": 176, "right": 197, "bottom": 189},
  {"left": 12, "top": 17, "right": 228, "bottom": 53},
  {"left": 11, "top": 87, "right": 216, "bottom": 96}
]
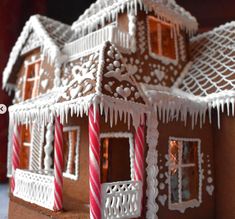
[
  {"left": 134, "top": 124, "right": 145, "bottom": 182},
  {"left": 11, "top": 125, "right": 21, "bottom": 193},
  {"left": 53, "top": 117, "right": 64, "bottom": 211},
  {"left": 89, "top": 105, "right": 101, "bottom": 219}
]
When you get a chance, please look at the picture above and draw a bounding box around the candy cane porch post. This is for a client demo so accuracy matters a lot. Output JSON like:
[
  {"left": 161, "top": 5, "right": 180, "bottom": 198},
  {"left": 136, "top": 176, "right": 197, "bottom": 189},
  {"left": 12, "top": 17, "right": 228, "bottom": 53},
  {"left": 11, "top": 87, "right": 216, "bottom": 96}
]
[
  {"left": 89, "top": 105, "right": 101, "bottom": 219},
  {"left": 53, "top": 117, "right": 64, "bottom": 211},
  {"left": 11, "top": 125, "right": 21, "bottom": 193},
  {"left": 134, "top": 121, "right": 145, "bottom": 212}
]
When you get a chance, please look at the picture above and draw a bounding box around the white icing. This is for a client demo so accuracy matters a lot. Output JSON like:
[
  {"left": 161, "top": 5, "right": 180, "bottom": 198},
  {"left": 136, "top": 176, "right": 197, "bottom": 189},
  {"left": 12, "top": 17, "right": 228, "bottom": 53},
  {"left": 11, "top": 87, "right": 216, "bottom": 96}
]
[
  {"left": 206, "top": 185, "right": 214, "bottom": 196},
  {"left": 146, "top": 113, "right": 159, "bottom": 219},
  {"left": 158, "top": 194, "right": 167, "bottom": 206},
  {"left": 41, "top": 79, "right": 49, "bottom": 90},
  {"left": 44, "top": 121, "right": 54, "bottom": 171}
]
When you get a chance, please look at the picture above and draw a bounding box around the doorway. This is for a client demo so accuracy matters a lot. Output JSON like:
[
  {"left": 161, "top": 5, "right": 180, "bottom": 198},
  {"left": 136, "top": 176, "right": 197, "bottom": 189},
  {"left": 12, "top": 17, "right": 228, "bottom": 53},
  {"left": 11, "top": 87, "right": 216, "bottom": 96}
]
[{"left": 100, "top": 133, "right": 134, "bottom": 183}]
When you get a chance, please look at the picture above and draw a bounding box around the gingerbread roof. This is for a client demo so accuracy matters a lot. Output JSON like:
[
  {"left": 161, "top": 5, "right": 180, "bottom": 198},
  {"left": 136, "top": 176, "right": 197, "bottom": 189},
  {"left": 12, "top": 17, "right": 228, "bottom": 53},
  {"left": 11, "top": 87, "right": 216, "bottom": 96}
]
[
  {"left": 72, "top": 0, "right": 198, "bottom": 35},
  {"left": 2, "top": 15, "right": 77, "bottom": 90},
  {"left": 177, "top": 22, "right": 235, "bottom": 100}
]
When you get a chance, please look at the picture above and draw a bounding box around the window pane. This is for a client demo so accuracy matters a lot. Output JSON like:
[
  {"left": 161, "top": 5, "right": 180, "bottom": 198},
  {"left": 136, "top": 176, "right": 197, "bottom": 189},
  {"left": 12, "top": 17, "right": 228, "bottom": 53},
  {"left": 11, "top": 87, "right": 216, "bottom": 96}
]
[
  {"left": 161, "top": 23, "right": 176, "bottom": 59},
  {"left": 169, "top": 140, "right": 179, "bottom": 165},
  {"left": 182, "top": 141, "right": 198, "bottom": 164},
  {"left": 148, "top": 16, "right": 160, "bottom": 55},
  {"left": 182, "top": 167, "right": 199, "bottom": 202},
  {"left": 170, "top": 169, "right": 179, "bottom": 203}
]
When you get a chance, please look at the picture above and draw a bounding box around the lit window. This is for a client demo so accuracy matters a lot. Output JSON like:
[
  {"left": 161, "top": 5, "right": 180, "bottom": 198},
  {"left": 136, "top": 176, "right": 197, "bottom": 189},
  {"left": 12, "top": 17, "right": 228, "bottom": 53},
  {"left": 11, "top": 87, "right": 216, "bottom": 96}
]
[
  {"left": 63, "top": 126, "right": 80, "bottom": 180},
  {"left": 20, "top": 125, "right": 31, "bottom": 169},
  {"left": 22, "top": 60, "right": 41, "bottom": 100},
  {"left": 147, "top": 16, "right": 176, "bottom": 60},
  {"left": 168, "top": 137, "right": 202, "bottom": 213}
]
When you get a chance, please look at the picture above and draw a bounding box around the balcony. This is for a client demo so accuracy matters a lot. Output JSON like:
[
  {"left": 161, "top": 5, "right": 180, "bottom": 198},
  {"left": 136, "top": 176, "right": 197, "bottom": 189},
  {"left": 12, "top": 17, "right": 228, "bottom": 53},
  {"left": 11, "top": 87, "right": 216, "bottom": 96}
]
[
  {"left": 13, "top": 169, "right": 54, "bottom": 210},
  {"left": 101, "top": 180, "right": 142, "bottom": 219},
  {"left": 63, "top": 25, "right": 132, "bottom": 58}
]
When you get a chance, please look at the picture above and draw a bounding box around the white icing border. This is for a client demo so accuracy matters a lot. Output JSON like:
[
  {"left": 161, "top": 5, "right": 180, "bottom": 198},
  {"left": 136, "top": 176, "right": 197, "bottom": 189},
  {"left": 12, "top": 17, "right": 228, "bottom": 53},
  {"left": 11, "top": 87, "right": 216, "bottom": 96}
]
[
  {"left": 100, "top": 132, "right": 135, "bottom": 180},
  {"left": 146, "top": 113, "right": 159, "bottom": 219},
  {"left": 167, "top": 137, "right": 202, "bottom": 213}
]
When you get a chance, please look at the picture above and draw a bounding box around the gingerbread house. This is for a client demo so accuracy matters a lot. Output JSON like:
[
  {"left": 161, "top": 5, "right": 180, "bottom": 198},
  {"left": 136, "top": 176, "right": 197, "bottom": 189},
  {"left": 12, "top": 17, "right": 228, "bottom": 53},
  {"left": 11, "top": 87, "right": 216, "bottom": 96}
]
[{"left": 3, "top": 0, "right": 235, "bottom": 218}]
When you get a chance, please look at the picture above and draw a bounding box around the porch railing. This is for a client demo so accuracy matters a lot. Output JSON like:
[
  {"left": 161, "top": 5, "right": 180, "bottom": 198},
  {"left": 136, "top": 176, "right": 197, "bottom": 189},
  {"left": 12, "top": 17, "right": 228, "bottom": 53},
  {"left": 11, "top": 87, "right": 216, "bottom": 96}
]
[
  {"left": 63, "top": 25, "right": 131, "bottom": 57},
  {"left": 101, "top": 180, "right": 142, "bottom": 219},
  {"left": 13, "top": 169, "right": 54, "bottom": 210}
]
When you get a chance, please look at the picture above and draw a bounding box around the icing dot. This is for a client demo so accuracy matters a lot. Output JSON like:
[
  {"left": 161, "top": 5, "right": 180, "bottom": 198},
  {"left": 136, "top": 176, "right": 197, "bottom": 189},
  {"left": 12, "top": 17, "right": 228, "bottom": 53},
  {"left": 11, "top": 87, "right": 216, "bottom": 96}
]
[
  {"left": 159, "top": 183, "right": 165, "bottom": 190},
  {"left": 160, "top": 174, "right": 164, "bottom": 179},
  {"left": 207, "top": 177, "right": 213, "bottom": 184},
  {"left": 207, "top": 170, "right": 212, "bottom": 175},
  {"left": 114, "top": 61, "right": 120, "bottom": 68}
]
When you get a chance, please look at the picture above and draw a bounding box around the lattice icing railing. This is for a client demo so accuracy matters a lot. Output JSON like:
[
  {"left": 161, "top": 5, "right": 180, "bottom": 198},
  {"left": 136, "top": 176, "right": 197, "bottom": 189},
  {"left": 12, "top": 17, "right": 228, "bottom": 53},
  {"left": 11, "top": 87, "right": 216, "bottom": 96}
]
[
  {"left": 101, "top": 180, "right": 142, "bottom": 219},
  {"left": 63, "top": 25, "right": 131, "bottom": 57},
  {"left": 14, "top": 169, "right": 54, "bottom": 210}
]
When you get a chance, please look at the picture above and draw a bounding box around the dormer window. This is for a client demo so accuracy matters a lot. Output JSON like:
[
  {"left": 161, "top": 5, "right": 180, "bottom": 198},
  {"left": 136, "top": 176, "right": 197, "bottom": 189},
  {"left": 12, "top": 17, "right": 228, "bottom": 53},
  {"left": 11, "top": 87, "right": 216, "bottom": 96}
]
[
  {"left": 22, "top": 60, "right": 41, "bottom": 100},
  {"left": 147, "top": 16, "right": 176, "bottom": 60}
]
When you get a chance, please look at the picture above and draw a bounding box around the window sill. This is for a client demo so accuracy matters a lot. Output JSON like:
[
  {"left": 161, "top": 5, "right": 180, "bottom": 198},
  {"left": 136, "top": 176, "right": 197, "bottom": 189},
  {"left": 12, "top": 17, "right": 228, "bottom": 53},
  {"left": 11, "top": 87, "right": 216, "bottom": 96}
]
[
  {"left": 149, "top": 51, "right": 178, "bottom": 66},
  {"left": 169, "top": 199, "right": 201, "bottom": 213},
  {"left": 63, "top": 172, "right": 78, "bottom": 181}
]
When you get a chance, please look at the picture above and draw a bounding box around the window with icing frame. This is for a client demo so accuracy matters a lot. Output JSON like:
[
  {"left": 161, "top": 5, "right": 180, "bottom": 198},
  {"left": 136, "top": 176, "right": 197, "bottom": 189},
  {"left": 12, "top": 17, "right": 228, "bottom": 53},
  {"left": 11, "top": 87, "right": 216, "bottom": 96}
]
[
  {"left": 22, "top": 59, "right": 41, "bottom": 100},
  {"left": 168, "top": 137, "right": 202, "bottom": 213},
  {"left": 63, "top": 126, "right": 80, "bottom": 180},
  {"left": 147, "top": 16, "right": 177, "bottom": 61}
]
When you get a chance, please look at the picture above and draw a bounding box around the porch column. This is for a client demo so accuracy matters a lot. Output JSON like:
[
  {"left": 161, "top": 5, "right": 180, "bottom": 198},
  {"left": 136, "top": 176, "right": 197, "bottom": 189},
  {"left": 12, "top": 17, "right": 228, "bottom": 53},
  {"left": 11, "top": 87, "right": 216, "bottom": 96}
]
[
  {"left": 53, "top": 117, "right": 64, "bottom": 211},
  {"left": 11, "top": 124, "right": 21, "bottom": 193},
  {"left": 134, "top": 123, "right": 145, "bottom": 182},
  {"left": 134, "top": 122, "right": 145, "bottom": 213},
  {"left": 88, "top": 105, "right": 101, "bottom": 219}
]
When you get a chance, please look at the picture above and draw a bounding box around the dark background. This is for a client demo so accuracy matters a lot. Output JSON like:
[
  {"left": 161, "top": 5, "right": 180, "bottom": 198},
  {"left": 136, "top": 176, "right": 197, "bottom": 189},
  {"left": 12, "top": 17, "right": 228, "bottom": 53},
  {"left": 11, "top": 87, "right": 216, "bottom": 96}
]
[{"left": 0, "top": 0, "right": 235, "bottom": 182}]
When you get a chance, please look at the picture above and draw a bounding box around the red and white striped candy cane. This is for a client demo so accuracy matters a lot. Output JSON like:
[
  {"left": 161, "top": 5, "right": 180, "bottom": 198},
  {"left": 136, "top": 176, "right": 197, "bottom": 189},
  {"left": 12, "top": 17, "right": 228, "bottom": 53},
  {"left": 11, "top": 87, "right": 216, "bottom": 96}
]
[
  {"left": 53, "top": 117, "right": 64, "bottom": 211},
  {"left": 11, "top": 125, "right": 21, "bottom": 193},
  {"left": 89, "top": 105, "right": 101, "bottom": 219},
  {"left": 134, "top": 124, "right": 145, "bottom": 182}
]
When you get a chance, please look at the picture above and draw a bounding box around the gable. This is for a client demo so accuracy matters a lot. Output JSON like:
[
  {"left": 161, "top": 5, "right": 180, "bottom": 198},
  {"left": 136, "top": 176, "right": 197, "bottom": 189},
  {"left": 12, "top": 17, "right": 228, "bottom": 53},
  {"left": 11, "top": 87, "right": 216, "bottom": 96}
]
[{"left": 21, "top": 31, "right": 41, "bottom": 56}]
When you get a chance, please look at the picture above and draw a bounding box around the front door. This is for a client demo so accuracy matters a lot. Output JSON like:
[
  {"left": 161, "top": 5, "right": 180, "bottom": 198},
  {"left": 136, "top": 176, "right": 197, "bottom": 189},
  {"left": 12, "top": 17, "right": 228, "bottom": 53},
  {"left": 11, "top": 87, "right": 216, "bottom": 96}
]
[{"left": 100, "top": 135, "right": 132, "bottom": 183}]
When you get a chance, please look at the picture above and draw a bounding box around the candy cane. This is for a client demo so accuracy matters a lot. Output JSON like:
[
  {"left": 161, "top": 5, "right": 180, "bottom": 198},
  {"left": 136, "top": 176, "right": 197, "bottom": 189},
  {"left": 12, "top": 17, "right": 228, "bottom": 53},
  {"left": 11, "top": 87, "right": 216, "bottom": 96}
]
[
  {"left": 134, "top": 124, "right": 145, "bottom": 181},
  {"left": 89, "top": 105, "right": 101, "bottom": 219},
  {"left": 53, "top": 117, "right": 63, "bottom": 211},
  {"left": 11, "top": 125, "right": 21, "bottom": 193}
]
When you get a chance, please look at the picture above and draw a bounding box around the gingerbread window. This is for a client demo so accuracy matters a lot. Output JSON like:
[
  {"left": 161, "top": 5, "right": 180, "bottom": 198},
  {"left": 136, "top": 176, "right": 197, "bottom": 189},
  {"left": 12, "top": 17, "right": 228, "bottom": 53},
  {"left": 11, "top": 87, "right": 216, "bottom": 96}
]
[
  {"left": 20, "top": 125, "right": 31, "bottom": 169},
  {"left": 168, "top": 137, "right": 202, "bottom": 212},
  {"left": 147, "top": 16, "right": 176, "bottom": 60},
  {"left": 63, "top": 126, "right": 80, "bottom": 180},
  {"left": 22, "top": 60, "right": 41, "bottom": 100}
]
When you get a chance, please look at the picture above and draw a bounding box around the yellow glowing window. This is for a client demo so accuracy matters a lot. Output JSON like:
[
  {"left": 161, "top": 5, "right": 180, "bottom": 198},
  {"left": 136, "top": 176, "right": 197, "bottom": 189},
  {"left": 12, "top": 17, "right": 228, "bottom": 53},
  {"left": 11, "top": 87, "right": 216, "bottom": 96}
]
[{"left": 147, "top": 16, "right": 176, "bottom": 60}]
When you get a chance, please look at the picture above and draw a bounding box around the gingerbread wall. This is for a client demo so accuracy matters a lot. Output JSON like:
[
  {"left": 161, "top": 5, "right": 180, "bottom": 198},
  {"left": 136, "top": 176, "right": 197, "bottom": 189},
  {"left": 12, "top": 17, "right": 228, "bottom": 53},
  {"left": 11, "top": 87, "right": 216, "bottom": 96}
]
[
  {"left": 213, "top": 111, "right": 235, "bottom": 219},
  {"left": 156, "top": 116, "right": 215, "bottom": 219}
]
